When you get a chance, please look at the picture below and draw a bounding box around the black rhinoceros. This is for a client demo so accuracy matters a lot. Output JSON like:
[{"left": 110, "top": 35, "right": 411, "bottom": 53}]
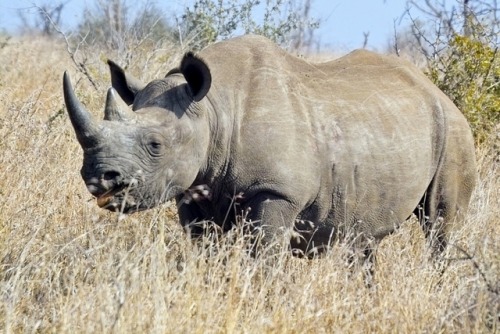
[{"left": 63, "top": 35, "right": 476, "bottom": 258}]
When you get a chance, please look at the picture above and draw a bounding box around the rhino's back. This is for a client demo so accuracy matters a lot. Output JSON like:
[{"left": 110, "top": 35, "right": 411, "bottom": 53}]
[{"left": 199, "top": 35, "right": 474, "bottom": 238}]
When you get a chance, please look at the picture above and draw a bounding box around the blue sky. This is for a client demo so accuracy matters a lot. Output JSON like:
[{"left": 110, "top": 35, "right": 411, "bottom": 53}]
[
  {"left": 317, "top": 0, "right": 408, "bottom": 51},
  {"left": 0, "top": 0, "right": 410, "bottom": 52}
]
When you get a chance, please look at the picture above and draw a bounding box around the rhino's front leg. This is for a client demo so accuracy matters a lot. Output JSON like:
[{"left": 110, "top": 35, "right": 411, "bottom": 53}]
[
  {"left": 175, "top": 194, "right": 207, "bottom": 238},
  {"left": 243, "top": 192, "right": 301, "bottom": 253}
]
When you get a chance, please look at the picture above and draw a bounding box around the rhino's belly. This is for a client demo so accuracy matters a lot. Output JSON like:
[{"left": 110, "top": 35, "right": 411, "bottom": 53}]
[{"left": 326, "top": 181, "right": 426, "bottom": 240}]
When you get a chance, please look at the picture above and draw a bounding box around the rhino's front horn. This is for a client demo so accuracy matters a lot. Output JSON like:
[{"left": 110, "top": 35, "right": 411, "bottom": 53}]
[
  {"left": 104, "top": 88, "right": 136, "bottom": 122},
  {"left": 63, "top": 72, "right": 99, "bottom": 148}
]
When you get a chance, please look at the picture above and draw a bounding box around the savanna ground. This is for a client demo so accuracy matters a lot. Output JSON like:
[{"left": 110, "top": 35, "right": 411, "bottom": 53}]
[{"left": 0, "top": 36, "right": 498, "bottom": 333}]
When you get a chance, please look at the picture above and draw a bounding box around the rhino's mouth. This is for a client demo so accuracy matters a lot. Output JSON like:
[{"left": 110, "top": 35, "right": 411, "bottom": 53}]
[{"left": 95, "top": 186, "right": 146, "bottom": 214}]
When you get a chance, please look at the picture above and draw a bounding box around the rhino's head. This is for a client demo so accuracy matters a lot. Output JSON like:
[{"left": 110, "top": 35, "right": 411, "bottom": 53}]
[{"left": 63, "top": 53, "right": 212, "bottom": 213}]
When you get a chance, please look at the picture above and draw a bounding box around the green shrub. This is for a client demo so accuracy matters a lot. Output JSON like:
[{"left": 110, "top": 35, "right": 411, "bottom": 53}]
[
  {"left": 404, "top": 1, "right": 500, "bottom": 144},
  {"left": 427, "top": 31, "right": 500, "bottom": 143},
  {"left": 179, "top": 0, "right": 319, "bottom": 51}
]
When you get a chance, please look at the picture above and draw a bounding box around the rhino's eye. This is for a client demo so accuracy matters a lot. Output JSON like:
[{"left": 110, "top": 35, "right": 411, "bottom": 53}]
[
  {"left": 145, "top": 134, "right": 164, "bottom": 156},
  {"left": 148, "top": 141, "right": 162, "bottom": 155},
  {"left": 150, "top": 141, "right": 161, "bottom": 149}
]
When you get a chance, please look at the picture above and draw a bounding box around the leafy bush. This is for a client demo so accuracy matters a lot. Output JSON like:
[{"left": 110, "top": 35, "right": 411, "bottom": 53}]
[
  {"left": 427, "top": 31, "right": 500, "bottom": 143},
  {"left": 402, "top": 0, "right": 500, "bottom": 143},
  {"left": 179, "top": 0, "right": 319, "bottom": 51}
]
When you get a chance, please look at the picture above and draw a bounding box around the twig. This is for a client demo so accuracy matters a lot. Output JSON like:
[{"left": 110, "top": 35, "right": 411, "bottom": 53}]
[
  {"left": 446, "top": 243, "right": 498, "bottom": 296},
  {"left": 35, "top": 4, "right": 99, "bottom": 91},
  {"left": 392, "top": 19, "right": 400, "bottom": 56}
]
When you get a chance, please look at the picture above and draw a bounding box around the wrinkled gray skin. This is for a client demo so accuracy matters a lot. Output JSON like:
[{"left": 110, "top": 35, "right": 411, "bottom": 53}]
[{"left": 63, "top": 35, "right": 476, "bottom": 258}]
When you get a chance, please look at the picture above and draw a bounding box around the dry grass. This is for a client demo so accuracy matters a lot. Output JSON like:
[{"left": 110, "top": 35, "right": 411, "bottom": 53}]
[{"left": 0, "top": 36, "right": 498, "bottom": 333}]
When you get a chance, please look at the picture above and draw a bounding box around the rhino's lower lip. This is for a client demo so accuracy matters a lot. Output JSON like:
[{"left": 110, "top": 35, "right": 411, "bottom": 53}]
[
  {"left": 94, "top": 183, "right": 132, "bottom": 208},
  {"left": 96, "top": 195, "right": 114, "bottom": 208},
  {"left": 95, "top": 193, "right": 143, "bottom": 213}
]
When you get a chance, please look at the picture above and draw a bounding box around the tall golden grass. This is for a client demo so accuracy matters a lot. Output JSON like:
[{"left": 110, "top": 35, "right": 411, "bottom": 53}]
[{"left": 0, "top": 36, "right": 498, "bottom": 333}]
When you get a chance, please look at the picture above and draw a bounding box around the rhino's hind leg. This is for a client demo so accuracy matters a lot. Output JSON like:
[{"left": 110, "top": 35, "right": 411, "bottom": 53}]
[
  {"left": 416, "top": 180, "right": 457, "bottom": 256},
  {"left": 340, "top": 236, "right": 380, "bottom": 287},
  {"left": 415, "top": 156, "right": 475, "bottom": 257}
]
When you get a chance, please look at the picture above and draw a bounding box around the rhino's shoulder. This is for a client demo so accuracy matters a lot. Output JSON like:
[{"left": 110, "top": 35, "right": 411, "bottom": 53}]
[
  {"left": 197, "top": 35, "right": 299, "bottom": 78},
  {"left": 201, "top": 34, "right": 284, "bottom": 58}
]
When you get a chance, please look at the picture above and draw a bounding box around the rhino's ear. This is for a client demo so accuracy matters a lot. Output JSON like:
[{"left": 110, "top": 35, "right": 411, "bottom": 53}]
[
  {"left": 180, "top": 52, "right": 211, "bottom": 102},
  {"left": 107, "top": 59, "right": 146, "bottom": 105}
]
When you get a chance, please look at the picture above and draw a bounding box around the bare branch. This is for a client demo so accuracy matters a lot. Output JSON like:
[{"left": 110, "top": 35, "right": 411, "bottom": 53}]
[
  {"left": 392, "top": 19, "right": 400, "bottom": 56},
  {"left": 446, "top": 243, "right": 499, "bottom": 295},
  {"left": 36, "top": 4, "right": 99, "bottom": 91},
  {"left": 362, "top": 31, "right": 370, "bottom": 49}
]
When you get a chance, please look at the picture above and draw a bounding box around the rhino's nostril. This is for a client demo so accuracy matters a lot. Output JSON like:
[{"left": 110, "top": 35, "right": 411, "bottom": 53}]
[
  {"left": 86, "top": 171, "right": 122, "bottom": 197},
  {"left": 102, "top": 171, "right": 121, "bottom": 181}
]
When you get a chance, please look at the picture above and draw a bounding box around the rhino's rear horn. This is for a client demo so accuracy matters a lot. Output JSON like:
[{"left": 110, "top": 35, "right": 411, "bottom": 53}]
[
  {"left": 63, "top": 72, "right": 99, "bottom": 148},
  {"left": 104, "top": 88, "right": 136, "bottom": 122}
]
